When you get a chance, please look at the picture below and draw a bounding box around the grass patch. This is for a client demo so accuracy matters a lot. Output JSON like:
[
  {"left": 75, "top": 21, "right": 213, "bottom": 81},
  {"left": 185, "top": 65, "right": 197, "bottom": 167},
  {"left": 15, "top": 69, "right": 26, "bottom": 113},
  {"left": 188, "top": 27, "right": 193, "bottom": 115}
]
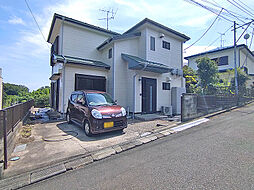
[{"left": 20, "top": 125, "right": 32, "bottom": 138}]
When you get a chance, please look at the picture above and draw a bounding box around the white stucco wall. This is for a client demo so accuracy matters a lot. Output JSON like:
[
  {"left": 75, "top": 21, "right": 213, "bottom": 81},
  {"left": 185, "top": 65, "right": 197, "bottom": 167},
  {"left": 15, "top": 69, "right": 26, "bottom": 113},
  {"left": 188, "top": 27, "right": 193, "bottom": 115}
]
[
  {"left": 114, "top": 38, "right": 139, "bottom": 109},
  {"left": 187, "top": 48, "right": 240, "bottom": 71},
  {"left": 62, "top": 22, "right": 111, "bottom": 60},
  {"left": 58, "top": 64, "right": 108, "bottom": 113},
  {"left": 239, "top": 50, "right": 254, "bottom": 74},
  {"left": 146, "top": 27, "right": 182, "bottom": 69}
]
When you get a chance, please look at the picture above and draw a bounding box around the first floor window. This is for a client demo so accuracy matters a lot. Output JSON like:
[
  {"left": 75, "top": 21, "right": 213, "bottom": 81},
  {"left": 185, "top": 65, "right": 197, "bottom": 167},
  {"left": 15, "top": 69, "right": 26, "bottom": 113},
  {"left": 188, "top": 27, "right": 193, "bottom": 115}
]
[{"left": 162, "top": 82, "right": 170, "bottom": 90}]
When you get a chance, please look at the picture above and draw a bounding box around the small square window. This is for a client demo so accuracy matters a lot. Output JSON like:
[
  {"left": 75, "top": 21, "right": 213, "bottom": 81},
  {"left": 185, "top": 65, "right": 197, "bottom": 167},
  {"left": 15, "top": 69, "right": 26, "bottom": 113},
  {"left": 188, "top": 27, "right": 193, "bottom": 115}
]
[
  {"left": 162, "top": 82, "right": 170, "bottom": 90},
  {"left": 162, "top": 41, "right": 170, "bottom": 50},
  {"left": 108, "top": 48, "right": 112, "bottom": 59},
  {"left": 150, "top": 36, "right": 155, "bottom": 51}
]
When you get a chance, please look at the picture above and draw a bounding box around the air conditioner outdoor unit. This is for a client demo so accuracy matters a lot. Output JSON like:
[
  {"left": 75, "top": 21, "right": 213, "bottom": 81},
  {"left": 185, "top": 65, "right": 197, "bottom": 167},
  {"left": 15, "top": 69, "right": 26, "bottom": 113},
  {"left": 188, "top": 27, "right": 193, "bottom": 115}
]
[{"left": 161, "top": 106, "right": 172, "bottom": 116}]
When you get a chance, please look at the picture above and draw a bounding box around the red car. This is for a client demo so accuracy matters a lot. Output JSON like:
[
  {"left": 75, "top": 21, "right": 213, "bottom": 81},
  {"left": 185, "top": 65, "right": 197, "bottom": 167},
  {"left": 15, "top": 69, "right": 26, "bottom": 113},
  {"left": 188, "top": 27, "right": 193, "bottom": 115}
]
[{"left": 66, "top": 90, "right": 127, "bottom": 136}]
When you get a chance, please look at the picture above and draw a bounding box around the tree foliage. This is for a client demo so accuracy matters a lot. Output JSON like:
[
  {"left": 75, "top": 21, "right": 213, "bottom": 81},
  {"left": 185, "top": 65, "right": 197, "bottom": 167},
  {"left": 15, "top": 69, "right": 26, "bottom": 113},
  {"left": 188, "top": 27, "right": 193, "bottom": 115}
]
[
  {"left": 228, "top": 68, "right": 250, "bottom": 94},
  {"left": 183, "top": 65, "right": 198, "bottom": 93},
  {"left": 3, "top": 83, "right": 50, "bottom": 108},
  {"left": 196, "top": 57, "right": 218, "bottom": 94}
]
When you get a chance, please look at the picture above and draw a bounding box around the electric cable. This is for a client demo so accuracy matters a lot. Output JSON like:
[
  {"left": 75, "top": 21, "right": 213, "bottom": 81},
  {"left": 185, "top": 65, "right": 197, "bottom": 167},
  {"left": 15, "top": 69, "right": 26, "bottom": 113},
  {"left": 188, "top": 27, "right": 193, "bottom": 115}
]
[
  {"left": 184, "top": 8, "right": 223, "bottom": 51},
  {"left": 231, "top": 0, "right": 254, "bottom": 18},
  {"left": 24, "top": 0, "right": 50, "bottom": 48},
  {"left": 226, "top": 0, "right": 254, "bottom": 18}
]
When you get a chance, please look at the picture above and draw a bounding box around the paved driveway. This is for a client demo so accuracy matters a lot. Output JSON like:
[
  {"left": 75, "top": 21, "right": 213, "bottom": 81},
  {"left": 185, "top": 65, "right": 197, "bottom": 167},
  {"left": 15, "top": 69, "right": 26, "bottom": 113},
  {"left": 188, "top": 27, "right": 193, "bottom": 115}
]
[
  {"left": 4, "top": 118, "right": 177, "bottom": 178},
  {"left": 21, "top": 103, "right": 254, "bottom": 190}
]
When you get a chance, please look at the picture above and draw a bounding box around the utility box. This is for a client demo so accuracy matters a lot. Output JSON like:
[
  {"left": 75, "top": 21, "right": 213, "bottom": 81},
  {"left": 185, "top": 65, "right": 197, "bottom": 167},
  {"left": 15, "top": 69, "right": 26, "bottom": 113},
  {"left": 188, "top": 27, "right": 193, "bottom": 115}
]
[{"left": 171, "top": 87, "right": 186, "bottom": 115}]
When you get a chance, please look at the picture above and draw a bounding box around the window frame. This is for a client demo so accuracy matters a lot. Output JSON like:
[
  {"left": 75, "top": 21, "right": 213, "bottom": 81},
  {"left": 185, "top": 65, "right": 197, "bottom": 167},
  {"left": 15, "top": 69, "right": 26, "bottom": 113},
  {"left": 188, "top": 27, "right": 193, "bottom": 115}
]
[
  {"left": 150, "top": 36, "right": 155, "bottom": 51},
  {"left": 212, "top": 56, "right": 228, "bottom": 66},
  {"left": 162, "top": 82, "right": 171, "bottom": 90},
  {"left": 162, "top": 41, "right": 170, "bottom": 50},
  {"left": 108, "top": 48, "right": 112, "bottom": 59}
]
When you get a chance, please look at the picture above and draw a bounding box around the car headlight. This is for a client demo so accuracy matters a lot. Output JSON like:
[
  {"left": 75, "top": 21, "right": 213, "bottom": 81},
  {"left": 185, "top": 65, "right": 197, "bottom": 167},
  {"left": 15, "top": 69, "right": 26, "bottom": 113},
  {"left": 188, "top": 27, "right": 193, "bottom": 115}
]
[
  {"left": 91, "top": 109, "right": 102, "bottom": 119},
  {"left": 121, "top": 107, "right": 126, "bottom": 116}
]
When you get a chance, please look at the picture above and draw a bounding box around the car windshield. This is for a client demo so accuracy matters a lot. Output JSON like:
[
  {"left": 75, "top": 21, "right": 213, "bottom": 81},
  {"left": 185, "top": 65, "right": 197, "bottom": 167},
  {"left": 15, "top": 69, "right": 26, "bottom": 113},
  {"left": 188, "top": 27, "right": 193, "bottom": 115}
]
[{"left": 86, "top": 93, "right": 115, "bottom": 106}]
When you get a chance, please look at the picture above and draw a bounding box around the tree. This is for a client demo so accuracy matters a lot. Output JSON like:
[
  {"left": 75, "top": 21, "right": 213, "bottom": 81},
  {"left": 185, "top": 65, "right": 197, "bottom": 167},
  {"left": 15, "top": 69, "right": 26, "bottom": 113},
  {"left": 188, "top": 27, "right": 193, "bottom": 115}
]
[
  {"left": 196, "top": 57, "right": 218, "bottom": 94},
  {"left": 183, "top": 65, "right": 198, "bottom": 93},
  {"left": 229, "top": 68, "right": 249, "bottom": 95},
  {"left": 3, "top": 83, "right": 50, "bottom": 108}
]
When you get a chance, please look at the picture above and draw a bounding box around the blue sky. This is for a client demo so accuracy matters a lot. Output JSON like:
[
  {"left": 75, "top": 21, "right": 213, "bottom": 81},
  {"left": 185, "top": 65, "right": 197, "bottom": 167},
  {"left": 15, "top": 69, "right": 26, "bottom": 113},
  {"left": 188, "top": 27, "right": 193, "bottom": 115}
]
[{"left": 0, "top": 0, "right": 253, "bottom": 90}]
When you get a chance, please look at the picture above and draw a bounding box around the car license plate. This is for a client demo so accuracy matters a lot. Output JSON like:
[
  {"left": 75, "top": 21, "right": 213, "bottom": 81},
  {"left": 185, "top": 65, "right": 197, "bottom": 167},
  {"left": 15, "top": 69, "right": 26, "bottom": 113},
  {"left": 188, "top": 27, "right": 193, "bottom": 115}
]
[{"left": 104, "top": 122, "right": 114, "bottom": 128}]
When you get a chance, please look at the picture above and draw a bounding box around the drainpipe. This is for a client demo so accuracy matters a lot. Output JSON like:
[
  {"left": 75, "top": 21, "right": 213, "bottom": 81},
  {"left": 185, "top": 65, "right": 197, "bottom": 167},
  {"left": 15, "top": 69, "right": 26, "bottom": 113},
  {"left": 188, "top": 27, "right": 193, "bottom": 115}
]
[
  {"left": 112, "top": 44, "right": 116, "bottom": 100},
  {"left": 61, "top": 17, "right": 66, "bottom": 117},
  {"left": 132, "top": 62, "right": 149, "bottom": 119},
  {"left": 181, "top": 42, "right": 184, "bottom": 87}
]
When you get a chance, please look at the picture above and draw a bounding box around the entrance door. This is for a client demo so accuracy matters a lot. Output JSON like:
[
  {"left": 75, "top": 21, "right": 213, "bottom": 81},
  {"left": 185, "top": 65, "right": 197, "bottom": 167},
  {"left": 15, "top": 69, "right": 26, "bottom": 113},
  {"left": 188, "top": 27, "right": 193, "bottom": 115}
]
[{"left": 142, "top": 77, "right": 157, "bottom": 113}]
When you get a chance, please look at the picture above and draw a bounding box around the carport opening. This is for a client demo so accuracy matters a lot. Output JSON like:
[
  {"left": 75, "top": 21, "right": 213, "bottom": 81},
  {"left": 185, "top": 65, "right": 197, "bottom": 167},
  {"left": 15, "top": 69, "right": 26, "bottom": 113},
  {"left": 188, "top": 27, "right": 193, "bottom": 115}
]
[{"left": 75, "top": 74, "right": 106, "bottom": 92}]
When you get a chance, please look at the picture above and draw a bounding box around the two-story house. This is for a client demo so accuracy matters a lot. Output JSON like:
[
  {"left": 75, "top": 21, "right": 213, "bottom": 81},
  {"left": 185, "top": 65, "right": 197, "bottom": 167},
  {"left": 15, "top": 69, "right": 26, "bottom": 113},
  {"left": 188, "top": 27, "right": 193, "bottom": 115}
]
[
  {"left": 47, "top": 13, "right": 190, "bottom": 115},
  {"left": 185, "top": 44, "right": 254, "bottom": 87}
]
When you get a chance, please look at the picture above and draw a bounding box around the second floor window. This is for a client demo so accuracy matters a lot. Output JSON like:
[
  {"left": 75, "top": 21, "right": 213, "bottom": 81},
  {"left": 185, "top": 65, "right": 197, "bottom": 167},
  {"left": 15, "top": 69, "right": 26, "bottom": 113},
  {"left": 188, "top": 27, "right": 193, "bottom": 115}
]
[
  {"left": 108, "top": 48, "right": 112, "bottom": 59},
  {"left": 51, "top": 36, "right": 59, "bottom": 55},
  {"left": 162, "top": 41, "right": 170, "bottom": 50},
  {"left": 150, "top": 36, "right": 155, "bottom": 51},
  {"left": 212, "top": 56, "right": 228, "bottom": 66}
]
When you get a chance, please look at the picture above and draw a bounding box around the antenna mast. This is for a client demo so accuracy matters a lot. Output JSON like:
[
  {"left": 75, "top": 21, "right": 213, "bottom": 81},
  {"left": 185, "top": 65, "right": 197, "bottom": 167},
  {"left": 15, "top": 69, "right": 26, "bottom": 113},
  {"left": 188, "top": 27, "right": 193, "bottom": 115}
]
[
  {"left": 218, "top": 32, "right": 225, "bottom": 48},
  {"left": 99, "top": 8, "right": 117, "bottom": 30}
]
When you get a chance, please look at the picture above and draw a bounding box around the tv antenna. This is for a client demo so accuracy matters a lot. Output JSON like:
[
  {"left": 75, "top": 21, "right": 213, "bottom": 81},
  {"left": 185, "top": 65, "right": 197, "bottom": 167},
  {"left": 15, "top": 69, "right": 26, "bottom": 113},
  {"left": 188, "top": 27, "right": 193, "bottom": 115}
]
[
  {"left": 99, "top": 8, "right": 117, "bottom": 30},
  {"left": 218, "top": 32, "right": 225, "bottom": 48}
]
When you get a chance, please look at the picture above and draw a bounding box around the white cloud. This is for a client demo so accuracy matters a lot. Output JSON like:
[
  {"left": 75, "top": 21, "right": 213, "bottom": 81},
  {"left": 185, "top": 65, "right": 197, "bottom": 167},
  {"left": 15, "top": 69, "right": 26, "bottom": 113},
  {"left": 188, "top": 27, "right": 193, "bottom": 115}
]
[{"left": 8, "top": 16, "right": 25, "bottom": 25}]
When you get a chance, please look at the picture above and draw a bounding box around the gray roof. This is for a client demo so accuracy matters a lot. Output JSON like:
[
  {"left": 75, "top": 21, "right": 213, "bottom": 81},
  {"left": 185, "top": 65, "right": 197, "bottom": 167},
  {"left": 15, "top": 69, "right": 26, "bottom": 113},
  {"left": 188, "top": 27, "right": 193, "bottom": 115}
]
[
  {"left": 97, "top": 32, "right": 141, "bottom": 50},
  {"left": 53, "top": 55, "right": 110, "bottom": 70},
  {"left": 185, "top": 44, "right": 254, "bottom": 59},
  {"left": 122, "top": 53, "right": 173, "bottom": 73},
  {"left": 123, "top": 18, "right": 190, "bottom": 41},
  {"left": 47, "top": 13, "right": 119, "bottom": 42}
]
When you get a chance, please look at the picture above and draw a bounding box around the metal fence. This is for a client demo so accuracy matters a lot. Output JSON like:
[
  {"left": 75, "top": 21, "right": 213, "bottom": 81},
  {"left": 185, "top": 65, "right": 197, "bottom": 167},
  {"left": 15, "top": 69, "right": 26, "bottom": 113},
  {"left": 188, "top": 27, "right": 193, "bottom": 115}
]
[{"left": 0, "top": 99, "right": 34, "bottom": 169}]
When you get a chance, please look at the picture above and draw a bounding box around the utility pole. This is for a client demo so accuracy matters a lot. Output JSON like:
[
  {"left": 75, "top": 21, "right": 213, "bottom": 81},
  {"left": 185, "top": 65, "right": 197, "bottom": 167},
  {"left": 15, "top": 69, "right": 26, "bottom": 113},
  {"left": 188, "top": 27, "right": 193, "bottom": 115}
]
[
  {"left": 99, "top": 8, "right": 117, "bottom": 30},
  {"left": 233, "top": 21, "right": 238, "bottom": 95}
]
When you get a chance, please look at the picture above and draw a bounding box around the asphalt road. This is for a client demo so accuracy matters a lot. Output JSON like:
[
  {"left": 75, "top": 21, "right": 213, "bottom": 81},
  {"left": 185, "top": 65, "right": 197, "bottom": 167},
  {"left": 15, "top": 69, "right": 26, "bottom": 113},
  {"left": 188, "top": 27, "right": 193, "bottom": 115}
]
[{"left": 22, "top": 104, "right": 254, "bottom": 190}]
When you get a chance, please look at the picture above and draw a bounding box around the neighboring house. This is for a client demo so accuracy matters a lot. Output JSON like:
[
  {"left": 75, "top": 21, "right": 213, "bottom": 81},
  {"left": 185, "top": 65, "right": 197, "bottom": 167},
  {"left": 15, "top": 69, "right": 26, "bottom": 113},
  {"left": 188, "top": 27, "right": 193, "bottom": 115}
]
[
  {"left": 47, "top": 13, "right": 190, "bottom": 115},
  {"left": 185, "top": 44, "right": 254, "bottom": 88},
  {"left": 0, "top": 68, "right": 2, "bottom": 109}
]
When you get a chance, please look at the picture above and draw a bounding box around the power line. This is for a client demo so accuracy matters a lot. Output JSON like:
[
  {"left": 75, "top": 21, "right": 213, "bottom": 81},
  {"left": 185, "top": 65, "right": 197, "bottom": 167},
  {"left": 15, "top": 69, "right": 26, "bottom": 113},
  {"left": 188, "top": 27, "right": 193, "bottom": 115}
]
[
  {"left": 184, "top": 0, "right": 234, "bottom": 23},
  {"left": 204, "top": 25, "right": 233, "bottom": 50},
  {"left": 226, "top": 0, "right": 254, "bottom": 18},
  {"left": 184, "top": 8, "right": 223, "bottom": 51},
  {"left": 231, "top": 0, "right": 254, "bottom": 18},
  {"left": 236, "top": 0, "right": 254, "bottom": 14},
  {"left": 249, "top": 28, "right": 254, "bottom": 49},
  {"left": 24, "top": 0, "right": 49, "bottom": 48},
  {"left": 201, "top": 0, "right": 252, "bottom": 23}
]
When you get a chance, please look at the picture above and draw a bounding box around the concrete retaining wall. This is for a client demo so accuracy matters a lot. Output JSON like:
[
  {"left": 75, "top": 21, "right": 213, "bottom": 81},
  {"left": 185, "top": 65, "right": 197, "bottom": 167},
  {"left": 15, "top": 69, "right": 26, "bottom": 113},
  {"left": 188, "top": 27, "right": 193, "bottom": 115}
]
[{"left": 181, "top": 93, "right": 253, "bottom": 122}]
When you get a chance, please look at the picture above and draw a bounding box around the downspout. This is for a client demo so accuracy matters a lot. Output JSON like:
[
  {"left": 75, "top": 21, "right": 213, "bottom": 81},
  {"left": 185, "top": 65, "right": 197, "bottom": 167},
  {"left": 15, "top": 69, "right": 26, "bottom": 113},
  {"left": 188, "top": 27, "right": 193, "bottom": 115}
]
[
  {"left": 112, "top": 43, "right": 116, "bottom": 100},
  {"left": 181, "top": 42, "right": 184, "bottom": 87},
  {"left": 132, "top": 62, "right": 149, "bottom": 119},
  {"left": 61, "top": 17, "right": 66, "bottom": 117}
]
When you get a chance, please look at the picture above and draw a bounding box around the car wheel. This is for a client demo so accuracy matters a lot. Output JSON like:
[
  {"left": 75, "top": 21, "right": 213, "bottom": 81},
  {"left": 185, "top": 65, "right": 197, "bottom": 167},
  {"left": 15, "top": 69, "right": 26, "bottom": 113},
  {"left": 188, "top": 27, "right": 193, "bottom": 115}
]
[
  {"left": 84, "top": 121, "right": 92, "bottom": 137},
  {"left": 66, "top": 112, "right": 72, "bottom": 124}
]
